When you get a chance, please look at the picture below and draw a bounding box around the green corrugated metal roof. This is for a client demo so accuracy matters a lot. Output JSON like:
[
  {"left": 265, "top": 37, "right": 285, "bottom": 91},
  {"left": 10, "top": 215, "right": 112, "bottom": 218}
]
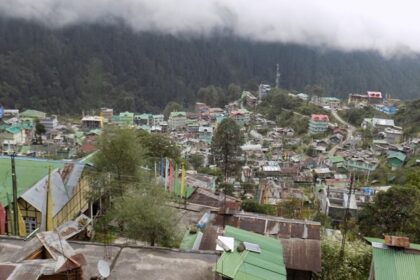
[
  {"left": 169, "top": 111, "right": 186, "bottom": 117},
  {"left": 329, "top": 156, "right": 344, "bottom": 163},
  {"left": 0, "top": 157, "right": 64, "bottom": 206},
  {"left": 216, "top": 226, "right": 287, "bottom": 280},
  {"left": 387, "top": 151, "right": 406, "bottom": 162},
  {"left": 372, "top": 247, "right": 420, "bottom": 280},
  {"left": 179, "top": 230, "right": 199, "bottom": 250},
  {"left": 365, "top": 237, "right": 420, "bottom": 280},
  {"left": 20, "top": 109, "right": 46, "bottom": 119}
]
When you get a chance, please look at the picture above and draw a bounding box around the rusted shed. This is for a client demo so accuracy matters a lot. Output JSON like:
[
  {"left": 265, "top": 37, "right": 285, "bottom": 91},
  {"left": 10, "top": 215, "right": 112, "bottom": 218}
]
[{"left": 280, "top": 238, "right": 321, "bottom": 273}]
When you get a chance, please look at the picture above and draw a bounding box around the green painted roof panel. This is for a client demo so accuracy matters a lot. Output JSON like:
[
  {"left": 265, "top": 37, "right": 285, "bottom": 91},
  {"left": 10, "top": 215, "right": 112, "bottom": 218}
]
[
  {"left": 216, "top": 226, "right": 287, "bottom": 280},
  {"left": 0, "top": 157, "right": 64, "bottom": 205}
]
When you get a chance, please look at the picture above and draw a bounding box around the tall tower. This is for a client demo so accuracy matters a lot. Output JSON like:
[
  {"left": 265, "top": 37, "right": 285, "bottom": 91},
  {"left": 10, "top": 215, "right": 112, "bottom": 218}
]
[{"left": 275, "top": 63, "right": 281, "bottom": 89}]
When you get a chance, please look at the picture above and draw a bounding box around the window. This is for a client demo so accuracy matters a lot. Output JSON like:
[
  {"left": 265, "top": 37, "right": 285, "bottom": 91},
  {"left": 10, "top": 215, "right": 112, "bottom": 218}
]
[{"left": 24, "top": 217, "right": 37, "bottom": 233}]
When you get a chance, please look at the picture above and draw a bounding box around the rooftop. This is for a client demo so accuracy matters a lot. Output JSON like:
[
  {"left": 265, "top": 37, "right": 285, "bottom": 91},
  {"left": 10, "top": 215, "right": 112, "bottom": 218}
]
[{"left": 215, "top": 225, "right": 287, "bottom": 280}]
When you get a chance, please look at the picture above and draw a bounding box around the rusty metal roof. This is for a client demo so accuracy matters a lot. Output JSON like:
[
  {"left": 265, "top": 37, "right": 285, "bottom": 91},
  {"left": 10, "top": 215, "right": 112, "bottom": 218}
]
[{"left": 280, "top": 238, "right": 321, "bottom": 273}]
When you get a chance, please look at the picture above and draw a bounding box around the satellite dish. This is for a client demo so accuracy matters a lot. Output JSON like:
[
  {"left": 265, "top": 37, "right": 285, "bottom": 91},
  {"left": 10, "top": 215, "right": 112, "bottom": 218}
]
[{"left": 97, "top": 260, "right": 110, "bottom": 278}]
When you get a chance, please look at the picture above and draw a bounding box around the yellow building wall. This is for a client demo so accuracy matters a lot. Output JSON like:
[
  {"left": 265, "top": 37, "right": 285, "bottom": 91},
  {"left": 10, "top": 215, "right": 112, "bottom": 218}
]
[
  {"left": 53, "top": 177, "right": 90, "bottom": 227},
  {"left": 6, "top": 199, "right": 42, "bottom": 236},
  {"left": 6, "top": 176, "right": 90, "bottom": 235}
]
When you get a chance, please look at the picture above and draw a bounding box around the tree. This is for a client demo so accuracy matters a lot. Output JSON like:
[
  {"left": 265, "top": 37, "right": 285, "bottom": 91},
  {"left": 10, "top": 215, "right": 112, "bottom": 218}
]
[
  {"left": 358, "top": 186, "right": 420, "bottom": 243},
  {"left": 189, "top": 154, "right": 204, "bottom": 170},
  {"left": 218, "top": 182, "right": 234, "bottom": 196},
  {"left": 211, "top": 118, "right": 242, "bottom": 179},
  {"left": 241, "top": 200, "right": 276, "bottom": 215},
  {"left": 106, "top": 181, "right": 179, "bottom": 247},
  {"left": 137, "top": 130, "right": 181, "bottom": 164},
  {"left": 93, "top": 127, "right": 145, "bottom": 196},
  {"left": 163, "top": 101, "right": 183, "bottom": 120},
  {"left": 321, "top": 238, "right": 372, "bottom": 280},
  {"left": 35, "top": 120, "right": 46, "bottom": 144}
]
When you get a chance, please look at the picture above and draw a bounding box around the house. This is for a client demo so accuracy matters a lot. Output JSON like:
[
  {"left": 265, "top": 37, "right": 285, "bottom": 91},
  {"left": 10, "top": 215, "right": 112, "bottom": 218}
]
[
  {"left": 168, "top": 111, "right": 187, "bottom": 131},
  {"left": 241, "top": 91, "right": 258, "bottom": 107},
  {"left": 230, "top": 109, "right": 250, "bottom": 126},
  {"left": 100, "top": 107, "right": 113, "bottom": 122},
  {"left": 198, "top": 126, "right": 213, "bottom": 144},
  {"left": 387, "top": 151, "right": 406, "bottom": 168},
  {"left": 329, "top": 133, "right": 344, "bottom": 144},
  {"left": 308, "top": 114, "right": 329, "bottom": 134},
  {"left": 365, "top": 236, "right": 420, "bottom": 280},
  {"left": 0, "top": 157, "right": 89, "bottom": 236},
  {"left": 297, "top": 93, "right": 309, "bottom": 101},
  {"left": 0, "top": 125, "right": 27, "bottom": 150},
  {"left": 374, "top": 104, "right": 398, "bottom": 115},
  {"left": 39, "top": 115, "right": 58, "bottom": 131},
  {"left": 326, "top": 155, "right": 345, "bottom": 170},
  {"left": 316, "top": 184, "right": 374, "bottom": 223},
  {"left": 215, "top": 225, "right": 287, "bottom": 280},
  {"left": 134, "top": 113, "right": 152, "bottom": 127},
  {"left": 152, "top": 114, "right": 164, "bottom": 127},
  {"left": 367, "top": 91, "right": 383, "bottom": 104},
  {"left": 3, "top": 109, "right": 19, "bottom": 118},
  {"left": 81, "top": 116, "right": 103, "bottom": 131},
  {"left": 217, "top": 213, "right": 321, "bottom": 279},
  {"left": 345, "top": 157, "right": 378, "bottom": 173},
  {"left": 383, "top": 127, "right": 403, "bottom": 144},
  {"left": 259, "top": 83, "right": 271, "bottom": 99},
  {"left": 362, "top": 118, "right": 395, "bottom": 131},
  {"left": 195, "top": 102, "right": 210, "bottom": 120},
  {"left": 348, "top": 93, "right": 369, "bottom": 105},
  {"left": 119, "top": 111, "right": 134, "bottom": 126}
]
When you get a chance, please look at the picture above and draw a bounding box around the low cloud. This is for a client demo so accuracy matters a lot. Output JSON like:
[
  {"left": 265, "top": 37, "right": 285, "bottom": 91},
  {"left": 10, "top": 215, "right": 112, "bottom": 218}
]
[{"left": 1, "top": 0, "right": 419, "bottom": 55}]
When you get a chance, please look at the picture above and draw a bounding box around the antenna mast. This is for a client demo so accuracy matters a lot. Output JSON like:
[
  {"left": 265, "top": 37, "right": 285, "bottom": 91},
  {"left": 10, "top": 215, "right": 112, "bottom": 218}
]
[{"left": 275, "top": 64, "right": 281, "bottom": 89}]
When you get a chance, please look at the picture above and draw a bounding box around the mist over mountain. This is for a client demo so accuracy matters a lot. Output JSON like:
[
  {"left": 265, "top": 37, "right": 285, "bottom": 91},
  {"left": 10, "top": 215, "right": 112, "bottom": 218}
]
[{"left": 1, "top": 18, "right": 420, "bottom": 113}]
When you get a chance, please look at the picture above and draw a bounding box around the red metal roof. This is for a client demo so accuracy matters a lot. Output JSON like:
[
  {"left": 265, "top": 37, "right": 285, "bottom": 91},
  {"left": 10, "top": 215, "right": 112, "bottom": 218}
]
[
  {"left": 367, "top": 91, "right": 383, "bottom": 98},
  {"left": 311, "top": 114, "right": 329, "bottom": 122}
]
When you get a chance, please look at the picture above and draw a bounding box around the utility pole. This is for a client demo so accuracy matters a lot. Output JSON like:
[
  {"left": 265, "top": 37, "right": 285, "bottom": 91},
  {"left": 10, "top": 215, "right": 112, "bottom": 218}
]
[
  {"left": 275, "top": 63, "right": 281, "bottom": 89},
  {"left": 11, "top": 153, "right": 18, "bottom": 236},
  {"left": 340, "top": 173, "right": 354, "bottom": 260}
]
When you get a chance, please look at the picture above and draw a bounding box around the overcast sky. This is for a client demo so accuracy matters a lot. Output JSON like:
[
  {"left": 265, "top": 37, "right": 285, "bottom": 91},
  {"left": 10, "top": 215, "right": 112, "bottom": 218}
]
[{"left": 1, "top": 0, "right": 419, "bottom": 55}]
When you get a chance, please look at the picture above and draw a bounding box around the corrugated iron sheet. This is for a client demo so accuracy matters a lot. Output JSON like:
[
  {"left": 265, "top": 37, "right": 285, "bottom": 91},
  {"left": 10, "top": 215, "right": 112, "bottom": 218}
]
[
  {"left": 280, "top": 238, "right": 321, "bottom": 272},
  {"left": 372, "top": 247, "right": 420, "bottom": 280}
]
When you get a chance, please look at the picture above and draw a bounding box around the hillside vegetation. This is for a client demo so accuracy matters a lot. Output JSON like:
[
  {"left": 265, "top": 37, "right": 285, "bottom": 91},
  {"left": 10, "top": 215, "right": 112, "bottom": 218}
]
[{"left": 2, "top": 18, "right": 420, "bottom": 113}]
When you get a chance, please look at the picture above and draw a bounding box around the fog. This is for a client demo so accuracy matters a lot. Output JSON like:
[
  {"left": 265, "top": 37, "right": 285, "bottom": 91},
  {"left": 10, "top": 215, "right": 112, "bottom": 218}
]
[{"left": 1, "top": 0, "right": 419, "bottom": 55}]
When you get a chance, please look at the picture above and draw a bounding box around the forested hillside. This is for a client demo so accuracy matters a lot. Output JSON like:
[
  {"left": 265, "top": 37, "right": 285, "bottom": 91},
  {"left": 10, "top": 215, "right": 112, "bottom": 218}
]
[{"left": 1, "top": 18, "right": 420, "bottom": 113}]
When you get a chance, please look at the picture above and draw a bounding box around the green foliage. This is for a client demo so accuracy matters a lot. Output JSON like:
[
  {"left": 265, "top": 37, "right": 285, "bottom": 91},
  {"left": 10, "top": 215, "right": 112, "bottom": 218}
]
[
  {"left": 358, "top": 186, "right": 420, "bottom": 243},
  {"left": 94, "top": 127, "right": 144, "bottom": 180},
  {"left": 163, "top": 102, "right": 183, "bottom": 120},
  {"left": 257, "top": 90, "right": 327, "bottom": 135},
  {"left": 196, "top": 84, "right": 241, "bottom": 108},
  {"left": 34, "top": 120, "right": 46, "bottom": 144},
  {"left": 211, "top": 118, "right": 242, "bottom": 178},
  {"left": 241, "top": 182, "right": 257, "bottom": 195},
  {"left": 395, "top": 99, "right": 420, "bottom": 136},
  {"left": 241, "top": 200, "right": 276, "bottom": 215},
  {"left": 189, "top": 154, "right": 204, "bottom": 170},
  {"left": 2, "top": 19, "right": 420, "bottom": 113},
  {"left": 338, "top": 106, "right": 387, "bottom": 127},
  {"left": 137, "top": 130, "right": 181, "bottom": 163},
  {"left": 105, "top": 181, "right": 179, "bottom": 247},
  {"left": 218, "top": 182, "right": 234, "bottom": 196},
  {"left": 197, "top": 166, "right": 223, "bottom": 182},
  {"left": 321, "top": 238, "right": 372, "bottom": 280}
]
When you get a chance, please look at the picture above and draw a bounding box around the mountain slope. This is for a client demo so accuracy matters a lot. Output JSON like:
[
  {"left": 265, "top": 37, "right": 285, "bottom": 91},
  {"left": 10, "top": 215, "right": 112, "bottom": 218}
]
[{"left": 1, "top": 18, "right": 420, "bottom": 113}]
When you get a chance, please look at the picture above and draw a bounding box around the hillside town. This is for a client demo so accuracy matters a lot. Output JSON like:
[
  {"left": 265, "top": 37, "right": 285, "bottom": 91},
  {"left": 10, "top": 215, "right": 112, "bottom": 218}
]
[{"left": 0, "top": 86, "right": 419, "bottom": 280}]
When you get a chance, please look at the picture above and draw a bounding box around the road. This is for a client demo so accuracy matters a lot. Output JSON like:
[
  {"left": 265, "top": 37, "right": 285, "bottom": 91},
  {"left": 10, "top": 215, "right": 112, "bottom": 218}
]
[{"left": 328, "top": 109, "right": 356, "bottom": 156}]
